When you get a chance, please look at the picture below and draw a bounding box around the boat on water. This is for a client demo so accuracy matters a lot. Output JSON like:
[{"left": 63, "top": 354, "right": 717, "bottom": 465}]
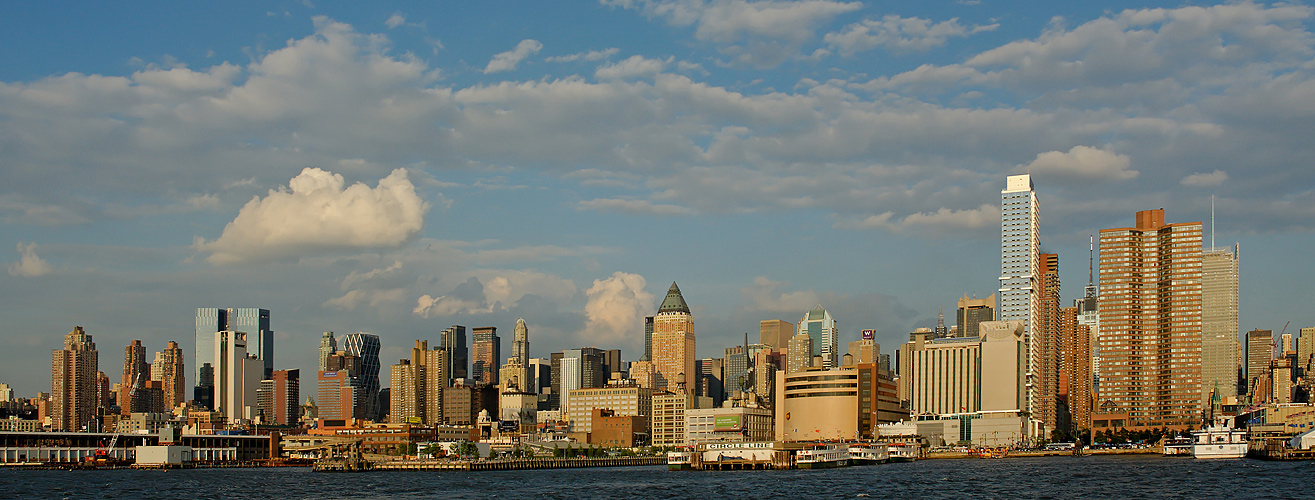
[
  {"left": 847, "top": 443, "right": 889, "bottom": 465},
  {"left": 887, "top": 442, "right": 919, "bottom": 462},
  {"left": 1162, "top": 436, "right": 1194, "bottom": 456},
  {"left": 667, "top": 450, "right": 696, "bottom": 471},
  {"left": 1192, "top": 419, "right": 1248, "bottom": 459},
  {"left": 796, "top": 444, "right": 849, "bottom": 469}
]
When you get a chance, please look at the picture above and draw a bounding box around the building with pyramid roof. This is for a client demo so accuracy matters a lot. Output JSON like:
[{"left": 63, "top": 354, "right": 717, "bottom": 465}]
[{"left": 651, "top": 282, "right": 696, "bottom": 395}]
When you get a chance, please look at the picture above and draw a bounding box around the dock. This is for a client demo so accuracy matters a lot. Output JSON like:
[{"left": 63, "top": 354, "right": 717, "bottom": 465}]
[{"left": 371, "top": 456, "right": 663, "bottom": 471}]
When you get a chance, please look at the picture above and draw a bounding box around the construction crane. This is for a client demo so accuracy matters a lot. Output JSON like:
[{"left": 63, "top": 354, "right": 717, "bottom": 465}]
[{"left": 88, "top": 374, "right": 145, "bottom": 465}]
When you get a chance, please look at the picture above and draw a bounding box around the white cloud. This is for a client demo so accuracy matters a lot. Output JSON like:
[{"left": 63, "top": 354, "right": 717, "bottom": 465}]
[
  {"left": 1181, "top": 170, "right": 1229, "bottom": 187},
  {"left": 825, "top": 15, "right": 998, "bottom": 55},
  {"left": 1015, "top": 145, "right": 1137, "bottom": 181},
  {"left": 485, "top": 39, "right": 544, "bottom": 73},
  {"left": 411, "top": 269, "right": 577, "bottom": 317},
  {"left": 8, "top": 242, "right": 52, "bottom": 277},
  {"left": 603, "top": 0, "right": 862, "bottom": 67},
  {"left": 385, "top": 13, "right": 406, "bottom": 29},
  {"left": 582, "top": 271, "right": 654, "bottom": 346},
  {"left": 740, "top": 276, "right": 820, "bottom": 312},
  {"left": 595, "top": 55, "right": 670, "bottom": 79},
  {"left": 546, "top": 47, "right": 620, "bottom": 63},
  {"left": 837, "top": 204, "right": 1000, "bottom": 234},
  {"left": 578, "top": 198, "right": 695, "bottom": 216},
  {"left": 195, "top": 167, "right": 428, "bottom": 264}
]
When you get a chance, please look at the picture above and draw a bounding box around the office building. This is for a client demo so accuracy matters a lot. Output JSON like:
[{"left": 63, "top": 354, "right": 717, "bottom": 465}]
[
  {"left": 1201, "top": 245, "right": 1240, "bottom": 401},
  {"left": 999, "top": 174, "right": 1042, "bottom": 434},
  {"left": 798, "top": 305, "right": 839, "bottom": 369},
  {"left": 318, "top": 332, "right": 337, "bottom": 372},
  {"left": 511, "top": 319, "right": 530, "bottom": 364},
  {"left": 228, "top": 308, "right": 273, "bottom": 379},
  {"left": 698, "top": 358, "right": 724, "bottom": 405},
  {"left": 195, "top": 308, "right": 273, "bottom": 407},
  {"left": 215, "top": 330, "right": 263, "bottom": 423},
  {"left": 956, "top": 294, "right": 996, "bottom": 339},
  {"left": 527, "top": 357, "right": 551, "bottom": 395},
  {"left": 642, "top": 316, "right": 654, "bottom": 362},
  {"left": 150, "top": 341, "right": 185, "bottom": 410},
  {"left": 686, "top": 405, "right": 773, "bottom": 445},
  {"left": 898, "top": 321, "right": 1025, "bottom": 416},
  {"left": 341, "top": 333, "right": 381, "bottom": 421},
  {"left": 442, "top": 326, "right": 469, "bottom": 383},
  {"left": 1096, "top": 209, "right": 1203, "bottom": 430},
  {"left": 318, "top": 369, "right": 358, "bottom": 422},
  {"left": 564, "top": 385, "right": 653, "bottom": 434},
  {"left": 652, "top": 282, "right": 696, "bottom": 394},
  {"left": 471, "top": 326, "right": 500, "bottom": 386},
  {"left": 787, "top": 333, "right": 813, "bottom": 373},
  {"left": 266, "top": 369, "right": 299, "bottom": 425},
  {"left": 759, "top": 319, "right": 793, "bottom": 349},
  {"left": 51, "top": 327, "right": 99, "bottom": 431},
  {"left": 121, "top": 340, "right": 150, "bottom": 415},
  {"left": 724, "top": 346, "right": 749, "bottom": 396},
  {"left": 1245, "top": 329, "right": 1274, "bottom": 398},
  {"left": 1076, "top": 237, "right": 1100, "bottom": 399}
]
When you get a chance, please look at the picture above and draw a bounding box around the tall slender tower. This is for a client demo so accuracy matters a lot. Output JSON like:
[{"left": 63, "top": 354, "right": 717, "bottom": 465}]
[
  {"left": 652, "top": 282, "right": 696, "bottom": 394},
  {"left": 52, "top": 327, "right": 98, "bottom": 431},
  {"left": 151, "top": 341, "right": 186, "bottom": 410},
  {"left": 121, "top": 340, "right": 149, "bottom": 415},
  {"left": 318, "top": 331, "right": 337, "bottom": 372},
  {"left": 1201, "top": 203, "right": 1240, "bottom": 404},
  {"left": 798, "top": 305, "right": 838, "bottom": 369},
  {"left": 471, "top": 327, "right": 501, "bottom": 386},
  {"left": 442, "top": 325, "right": 469, "bottom": 383},
  {"left": 512, "top": 319, "right": 530, "bottom": 364},
  {"left": 1037, "top": 253, "right": 1061, "bottom": 435},
  {"left": 1097, "top": 209, "right": 1203, "bottom": 430},
  {"left": 342, "top": 333, "right": 382, "bottom": 421},
  {"left": 999, "top": 174, "right": 1042, "bottom": 436}
]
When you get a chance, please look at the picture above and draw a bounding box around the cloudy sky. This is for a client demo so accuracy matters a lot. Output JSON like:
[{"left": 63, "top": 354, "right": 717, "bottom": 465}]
[{"left": 3, "top": 1, "right": 1314, "bottom": 396}]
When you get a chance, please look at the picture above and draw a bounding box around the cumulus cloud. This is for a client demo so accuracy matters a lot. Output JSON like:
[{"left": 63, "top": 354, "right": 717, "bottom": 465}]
[
  {"left": 546, "top": 47, "right": 620, "bottom": 63},
  {"left": 740, "top": 276, "right": 820, "bottom": 312},
  {"left": 1015, "top": 145, "right": 1138, "bottom": 181},
  {"left": 582, "top": 271, "right": 655, "bottom": 346},
  {"left": 485, "top": 39, "right": 544, "bottom": 73},
  {"left": 385, "top": 13, "right": 406, "bottom": 29},
  {"left": 411, "top": 270, "right": 578, "bottom": 318},
  {"left": 825, "top": 15, "right": 997, "bottom": 55},
  {"left": 195, "top": 167, "right": 428, "bottom": 264},
  {"left": 8, "top": 243, "right": 52, "bottom": 277},
  {"left": 1181, "top": 170, "right": 1229, "bottom": 187}
]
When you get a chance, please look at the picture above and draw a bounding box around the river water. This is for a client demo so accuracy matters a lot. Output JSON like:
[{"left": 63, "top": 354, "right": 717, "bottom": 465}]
[{"left": 4, "top": 455, "right": 1311, "bottom": 499}]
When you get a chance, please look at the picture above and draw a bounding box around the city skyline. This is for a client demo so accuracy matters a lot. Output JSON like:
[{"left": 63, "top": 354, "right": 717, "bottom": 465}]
[{"left": 3, "top": 1, "right": 1315, "bottom": 396}]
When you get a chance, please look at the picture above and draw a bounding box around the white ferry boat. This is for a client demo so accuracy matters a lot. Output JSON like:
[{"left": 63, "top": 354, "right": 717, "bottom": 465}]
[
  {"left": 667, "top": 450, "right": 695, "bottom": 471},
  {"left": 1192, "top": 419, "right": 1248, "bottom": 459},
  {"left": 1162, "top": 436, "right": 1194, "bottom": 456},
  {"left": 887, "top": 442, "right": 919, "bottom": 462},
  {"left": 847, "top": 443, "right": 889, "bottom": 465},
  {"left": 796, "top": 444, "right": 849, "bottom": 469}
]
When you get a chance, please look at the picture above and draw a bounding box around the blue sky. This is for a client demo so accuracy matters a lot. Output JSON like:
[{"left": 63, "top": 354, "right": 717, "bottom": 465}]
[{"left": 3, "top": 1, "right": 1314, "bottom": 396}]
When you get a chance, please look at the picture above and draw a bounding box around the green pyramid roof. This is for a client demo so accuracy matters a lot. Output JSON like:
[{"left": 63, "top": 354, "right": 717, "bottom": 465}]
[{"left": 657, "top": 282, "right": 690, "bottom": 314}]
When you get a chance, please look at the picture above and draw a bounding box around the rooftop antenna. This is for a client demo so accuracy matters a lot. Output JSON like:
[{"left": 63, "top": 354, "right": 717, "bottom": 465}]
[{"left": 1084, "top": 235, "right": 1096, "bottom": 299}]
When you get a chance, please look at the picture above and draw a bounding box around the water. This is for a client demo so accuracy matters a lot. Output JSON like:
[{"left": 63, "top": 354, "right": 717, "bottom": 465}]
[{"left": 4, "top": 456, "right": 1312, "bottom": 499}]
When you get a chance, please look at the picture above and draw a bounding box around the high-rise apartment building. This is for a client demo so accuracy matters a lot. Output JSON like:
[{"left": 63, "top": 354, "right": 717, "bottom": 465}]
[
  {"left": 1300, "top": 327, "right": 1315, "bottom": 375},
  {"left": 999, "top": 174, "right": 1042, "bottom": 434},
  {"left": 798, "top": 305, "right": 838, "bottom": 369},
  {"left": 342, "top": 333, "right": 381, "bottom": 421},
  {"left": 269, "top": 369, "right": 299, "bottom": 425},
  {"left": 150, "top": 340, "right": 185, "bottom": 410},
  {"left": 1201, "top": 245, "right": 1240, "bottom": 401},
  {"left": 471, "top": 327, "right": 501, "bottom": 386},
  {"left": 1245, "top": 329, "right": 1274, "bottom": 399},
  {"left": 52, "top": 327, "right": 99, "bottom": 431},
  {"left": 424, "top": 346, "right": 449, "bottom": 425},
  {"left": 442, "top": 325, "right": 469, "bottom": 383},
  {"left": 1056, "top": 306, "right": 1092, "bottom": 434},
  {"left": 759, "top": 319, "right": 793, "bottom": 349},
  {"left": 390, "top": 340, "right": 428, "bottom": 424},
  {"left": 1037, "top": 253, "right": 1061, "bottom": 435},
  {"left": 1097, "top": 209, "right": 1203, "bottom": 430},
  {"left": 956, "top": 294, "right": 996, "bottom": 339},
  {"left": 651, "top": 282, "right": 696, "bottom": 394},
  {"left": 121, "top": 340, "right": 150, "bottom": 415}
]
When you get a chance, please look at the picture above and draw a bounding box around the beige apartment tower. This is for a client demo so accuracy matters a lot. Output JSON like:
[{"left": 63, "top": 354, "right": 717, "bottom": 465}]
[
  {"left": 1097, "top": 209, "right": 1204, "bottom": 430},
  {"left": 651, "top": 282, "right": 696, "bottom": 394},
  {"left": 52, "top": 327, "right": 99, "bottom": 431},
  {"left": 151, "top": 341, "right": 186, "bottom": 410}
]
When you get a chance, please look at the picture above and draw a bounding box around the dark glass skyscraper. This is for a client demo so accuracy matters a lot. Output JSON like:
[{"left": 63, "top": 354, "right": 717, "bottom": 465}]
[
  {"left": 343, "top": 332, "right": 382, "bottom": 421},
  {"left": 194, "top": 307, "right": 272, "bottom": 409}
]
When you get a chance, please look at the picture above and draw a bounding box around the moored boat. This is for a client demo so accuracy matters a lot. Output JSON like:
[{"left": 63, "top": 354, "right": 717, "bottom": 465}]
[
  {"left": 887, "top": 442, "right": 918, "bottom": 462},
  {"left": 1192, "top": 419, "right": 1248, "bottom": 459},
  {"left": 1162, "top": 436, "right": 1194, "bottom": 456},
  {"left": 667, "top": 450, "right": 695, "bottom": 471},
  {"left": 796, "top": 443, "right": 849, "bottom": 469},
  {"left": 847, "top": 443, "right": 888, "bottom": 465}
]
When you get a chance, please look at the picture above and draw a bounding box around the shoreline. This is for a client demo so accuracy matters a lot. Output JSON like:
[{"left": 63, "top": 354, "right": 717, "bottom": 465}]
[{"left": 924, "top": 448, "right": 1163, "bottom": 459}]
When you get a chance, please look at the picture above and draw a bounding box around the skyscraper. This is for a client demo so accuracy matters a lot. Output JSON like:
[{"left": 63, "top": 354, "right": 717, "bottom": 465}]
[
  {"left": 215, "top": 330, "right": 263, "bottom": 423},
  {"left": 1076, "top": 237, "right": 1101, "bottom": 400},
  {"left": 512, "top": 318, "right": 529, "bottom": 364},
  {"left": 52, "top": 326, "right": 98, "bottom": 431},
  {"left": 1037, "top": 253, "right": 1061, "bottom": 434},
  {"left": 759, "top": 319, "right": 793, "bottom": 349},
  {"left": 642, "top": 316, "right": 654, "bottom": 362},
  {"left": 442, "top": 325, "right": 468, "bottom": 383},
  {"left": 1056, "top": 305, "right": 1092, "bottom": 434},
  {"left": 258, "top": 369, "right": 299, "bottom": 425},
  {"left": 787, "top": 333, "right": 814, "bottom": 373},
  {"left": 424, "top": 346, "right": 449, "bottom": 425},
  {"left": 195, "top": 307, "right": 273, "bottom": 405},
  {"left": 228, "top": 308, "right": 273, "bottom": 379},
  {"left": 318, "top": 331, "right": 337, "bottom": 373},
  {"left": 1244, "top": 329, "right": 1274, "bottom": 399},
  {"left": 956, "top": 294, "right": 996, "bottom": 338},
  {"left": 651, "top": 282, "right": 696, "bottom": 394},
  {"left": 798, "top": 305, "right": 838, "bottom": 369},
  {"left": 999, "top": 174, "right": 1041, "bottom": 433},
  {"left": 1097, "top": 209, "right": 1203, "bottom": 430},
  {"left": 342, "top": 333, "right": 382, "bottom": 421},
  {"left": 1201, "top": 244, "right": 1240, "bottom": 401},
  {"left": 121, "top": 340, "right": 150, "bottom": 415},
  {"left": 390, "top": 340, "right": 428, "bottom": 424},
  {"left": 150, "top": 340, "right": 185, "bottom": 410},
  {"left": 471, "top": 326, "right": 500, "bottom": 386}
]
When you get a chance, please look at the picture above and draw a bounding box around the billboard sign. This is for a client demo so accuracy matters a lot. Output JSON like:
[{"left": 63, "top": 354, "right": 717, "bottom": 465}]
[
  {"left": 861, "top": 329, "right": 875, "bottom": 340},
  {"left": 714, "top": 415, "right": 743, "bottom": 432}
]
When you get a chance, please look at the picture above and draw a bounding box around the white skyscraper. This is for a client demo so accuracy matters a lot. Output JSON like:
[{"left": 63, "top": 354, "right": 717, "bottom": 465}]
[
  {"left": 215, "top": 330, "right": 262, "bottom": 424},
  {"left": 999, "top": 174, "right": 1041, "bottom": 436}
]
